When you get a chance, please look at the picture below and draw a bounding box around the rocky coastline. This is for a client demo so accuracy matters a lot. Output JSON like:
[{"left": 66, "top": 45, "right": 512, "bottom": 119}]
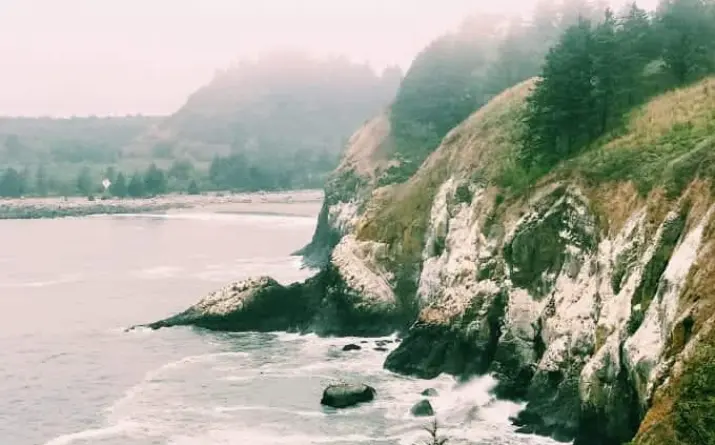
[{"left": 144, "top": 79, "right": 715, "bottom": 445}]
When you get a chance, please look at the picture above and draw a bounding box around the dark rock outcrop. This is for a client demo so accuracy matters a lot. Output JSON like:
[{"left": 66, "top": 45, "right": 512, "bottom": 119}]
[
  {"left": 421, "top": 388, "right": 438, "bottom": 397},
  {"left": 410, "top": 399, "right": 435, "bottom": 417},
  {"left": 320, "top": 383, "right": 376, "bottom": 408},
  {"left": 343, "top": 344, "right": 362, "bottom": 351},
  {"left": 144, "top": 266, "right": 408, "bottom": 337}
]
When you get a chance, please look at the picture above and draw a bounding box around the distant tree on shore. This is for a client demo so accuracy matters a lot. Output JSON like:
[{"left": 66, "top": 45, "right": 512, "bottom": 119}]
[
  {"left": 187, "top": 179, "right": 200, "bottom": 195},
  {"left": 110, "top": 172, "right": 128, "bottom": 198},
  {"left": 0, "top": 168, "right": 26, "bottom": 197},
  {"left": 128, "top": 173, "right": 145, "bottom": 197}
]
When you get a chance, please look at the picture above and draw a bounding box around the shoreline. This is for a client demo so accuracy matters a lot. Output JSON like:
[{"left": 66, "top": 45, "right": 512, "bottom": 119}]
[{"left": 0, "top": 190, "right": 324, "bottom": 220}]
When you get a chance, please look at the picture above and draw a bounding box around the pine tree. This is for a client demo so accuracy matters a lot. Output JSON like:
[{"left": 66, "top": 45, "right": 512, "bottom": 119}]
[
  {"left": 658, "top": 0, "right": 715, "bottom": 84},
  {"left": 591, "top": 9, "right": 620, "bottom": 134},
  {"left": 127, "top": 173, "right": 145, "bottom": 198},
  {"left": 143, "top": 163, "right": 167, "bottom": 196},
  {"left": 76, "top": 167, "right": 94, "bottom": 197},
  {"left": 522, "top": 19, "right": 595, "bottom": 166},
  {"left": 35, "top": 165, "right": 49, "bottom": 197},
  {"left": 110, "top": 172, "right": 128, "bottom": 198},
  {"left": 618, "top": 3, "right": 656, "bottom": 105},
  {"left": 0, "top": 168, "right": 25, "bottom": 197},
  {"left": 187, "top": 179, "right": 200, "bottom": 195}
]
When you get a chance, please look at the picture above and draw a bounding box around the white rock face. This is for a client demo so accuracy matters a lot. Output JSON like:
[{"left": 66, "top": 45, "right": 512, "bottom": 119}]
[
  {"left": 331, "top": 235, "right": 396, "bottom": 307},
  {"left": 328, "top": 201, "right": 360, "bottom": 235},
  {"left": 411, "top": 176, "right": 713, "bottom": 416},
  {"left": 623, "top": 206, "right": 714, "bottom": 401},
  {"left": 417, "top": 178, "right": 502, "bottom": 322},
  {"left": 191, "top": 276, "right": 278, "bottom": 316}
]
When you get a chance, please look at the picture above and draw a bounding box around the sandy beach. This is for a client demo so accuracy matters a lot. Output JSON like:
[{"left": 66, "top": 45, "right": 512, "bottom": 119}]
[{"left": 0, "top": 190, "right": 324, "bottom": 219}]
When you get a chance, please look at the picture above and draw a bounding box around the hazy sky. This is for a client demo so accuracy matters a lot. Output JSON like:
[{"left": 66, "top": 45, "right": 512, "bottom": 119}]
[{"left": 0, "top": 0, "right": 658, "bottom": 117}]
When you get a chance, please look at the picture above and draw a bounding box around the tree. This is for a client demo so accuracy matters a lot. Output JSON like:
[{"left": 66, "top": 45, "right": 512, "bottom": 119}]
[
  {"left": 522, "top": 19, "right": 596, "bottom": 166},
  {"left": 104, "top": 166, "right": 117, "bottom": 184},
  {"left": 76, "top": 167, "right": 95, "bottom": 196},
  {"left": 658, "top": 0, "right": 715, "bottom": 84},
  {"left": 35, "top": 165, "right": 49, "bottom": 197},
  {"left": 168, "top": 159, "right": 195, "bottom": 181},
  {"left": 187, "top": 179, "right": 200, "bottom": 195},
  {"left": 110, "top": 172, "right": 128, "bottom": 198},
  {"left": 127, "top": 172, "right": 145, "bottom": 197},
  {"left": 143, "top": 163, "right": 167, "bottom": 196},
  {"left": 591, "top": 9, "right": 621, "bottom": 134},
  {"left": 617, "top": 3, "right": 658, "bottom": 105},
  {"left": 0, "top": 168, "right": 26, "bottom": 197}
]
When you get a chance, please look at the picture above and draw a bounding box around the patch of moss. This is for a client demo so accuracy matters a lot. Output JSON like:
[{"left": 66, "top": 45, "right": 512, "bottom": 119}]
[
  {"left": 454, "top": 183, "right": 472, "bottom": 205},
  {"left": 672, "top": 343, "right": 715, "bottom": 444},
  {"left": 503, "top": 190, "right": 595, "bottom": 298}
]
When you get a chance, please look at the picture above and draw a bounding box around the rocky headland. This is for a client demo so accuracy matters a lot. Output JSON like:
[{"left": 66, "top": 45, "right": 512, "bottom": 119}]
[{"left": 145, "top": 77, "right": 715, "bottom": 445}]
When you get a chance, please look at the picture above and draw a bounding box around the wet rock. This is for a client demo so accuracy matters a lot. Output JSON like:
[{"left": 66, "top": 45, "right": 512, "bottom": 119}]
[
  {"left": 374, "top": 346, "right": 389, "bottom": 352},
  {"left": 343, "top": 344, "right": 362, "bottom": 351},
  {"left": 421, "top": 388, "right": 438, "bottom": 397},
  {"left": 320, "top": 383, "right": 376, "bottom": 408},
  {"left": 410, "top": 399, "right": 434, "bottom": 417}
]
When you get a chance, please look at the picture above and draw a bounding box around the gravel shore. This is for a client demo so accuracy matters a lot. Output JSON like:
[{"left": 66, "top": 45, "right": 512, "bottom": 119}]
[{"left": 0, "top": 190, "right": 324, "bottom": 219}]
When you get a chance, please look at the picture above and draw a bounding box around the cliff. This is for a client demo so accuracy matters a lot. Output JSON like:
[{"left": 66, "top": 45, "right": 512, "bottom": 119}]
[{"left": 147, "top": 77, "right": 715, "bottom": 445}]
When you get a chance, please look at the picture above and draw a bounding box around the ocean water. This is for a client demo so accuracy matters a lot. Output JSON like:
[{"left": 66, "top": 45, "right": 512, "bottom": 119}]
[{"left": 0, "top": 211, "right": 559, "bottom": 445}]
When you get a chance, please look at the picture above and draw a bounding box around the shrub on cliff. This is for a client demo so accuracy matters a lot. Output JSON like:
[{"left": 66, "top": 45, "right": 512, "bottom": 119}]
[{"left": 673, "top": 344, "right": 715, "bottom": 444}]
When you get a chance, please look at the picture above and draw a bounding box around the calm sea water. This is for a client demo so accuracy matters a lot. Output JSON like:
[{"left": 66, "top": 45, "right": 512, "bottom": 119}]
[{"left": 0, "top": 211, "right": 559, "bottom": 445}]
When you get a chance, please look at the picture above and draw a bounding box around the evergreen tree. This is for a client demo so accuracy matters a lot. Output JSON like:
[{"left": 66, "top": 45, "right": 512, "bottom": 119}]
[
  {"left": 187, "top": 179, "right": 200, "bottom": 195},
  {"left": 143, "top": 163, "right": 167, "bottom": 196},
  {"left": 76, "top": 167, "right": 94, "bottom": 196},
  {"left": 522, "top": 19, "right": 596, "bottom": 166},
  {"left": 0, "top": 168, "right": 26, "bottom": 197},
  {"left": 35, "top": 165, "right": 49, "bottom": 197},
  {"left": 103, "top": 166, "right": 117, "bottom": 184},
  {"left": 110, "top": 172, "right": 128, "bottom": 198},
  {"left": 618, "top": 3, "right": 657, "bottom": 105},
  {"left": 658, "top": 0, "right": 715, "bottom": 84},
  {"left": 127, "top": 172, "right": 145, "bottom": 197},
  {"left": 591, "top": 9, "right": 621, "bottom": 134}
]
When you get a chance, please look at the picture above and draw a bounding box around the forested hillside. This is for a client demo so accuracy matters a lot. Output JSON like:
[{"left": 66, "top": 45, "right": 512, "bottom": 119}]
[
  {"left": 381, "top": 0, "right": 608, "bottom": 184},
  {"left": 134, "top": 53, "right": 402, "bottom": 192},
  {"left": 0, "top": 53, "right": 400, "bottom": 198}
]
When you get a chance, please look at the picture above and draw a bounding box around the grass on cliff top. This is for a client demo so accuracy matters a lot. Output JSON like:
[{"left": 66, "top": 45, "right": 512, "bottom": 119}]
[
  {"left": 569, "top": 77, "right": 715, "bottom": 198},
  {"left": 356, "top": 80, "right": 534, "bottom": 262}
]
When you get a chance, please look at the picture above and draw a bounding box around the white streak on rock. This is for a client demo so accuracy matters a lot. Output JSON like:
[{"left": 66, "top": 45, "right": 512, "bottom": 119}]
[{"left": 331, "top": 235, "right": 395, "bottom": 306}]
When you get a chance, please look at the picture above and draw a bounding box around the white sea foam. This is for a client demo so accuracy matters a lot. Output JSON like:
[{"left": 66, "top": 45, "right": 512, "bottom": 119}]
[
  {"left": 0, "top": 273, "right": 83, "bottom": 288},
  {"left": 42, "top": 422, "right": 141, "bottom": 445}
]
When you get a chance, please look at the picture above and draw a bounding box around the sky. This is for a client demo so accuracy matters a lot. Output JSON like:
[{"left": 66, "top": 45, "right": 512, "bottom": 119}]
[{"left": 0, "top": 0, "right": 658, "bottom": 117}]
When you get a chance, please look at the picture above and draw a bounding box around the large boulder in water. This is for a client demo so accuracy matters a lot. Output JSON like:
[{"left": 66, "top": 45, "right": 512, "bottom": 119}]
[
  {"left": 410, "top": 399, "right": 434, "bottom": 417},
  {"left": 342, "top": 344, "right": 362, "bottom": 351},
  {"left": 321, "top": 383, "right": 376, "bottom": 408},
  {"left": 421, "top": 388, "right": 438, "bottom": 397}
]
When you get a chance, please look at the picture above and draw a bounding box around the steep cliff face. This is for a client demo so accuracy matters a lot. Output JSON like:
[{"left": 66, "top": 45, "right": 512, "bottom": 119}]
[
  {"left": 149, "top": 77, "right": 715, "bottom": 444},
  {"left": 314, "top": 78, "right": 715, "bottom": 444}
]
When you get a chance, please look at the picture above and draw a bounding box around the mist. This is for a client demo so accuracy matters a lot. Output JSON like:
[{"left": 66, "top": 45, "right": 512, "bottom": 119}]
[{"left": 0, "top": 0, "right": 658, "bottom": 117}]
